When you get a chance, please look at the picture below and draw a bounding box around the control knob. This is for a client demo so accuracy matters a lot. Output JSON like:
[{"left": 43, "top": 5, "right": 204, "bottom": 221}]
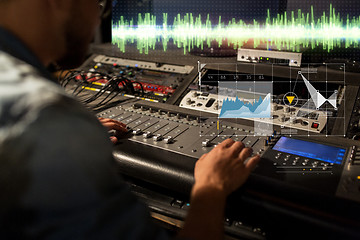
[
  {"left": 272, "top": 104, "right": 278, "bottom": 111},
  {"left": 192, "top": 92, "right": 199, "bottom": 97},
  {"left": 279, "top": 114, "right": 286, "bottom": 122}
]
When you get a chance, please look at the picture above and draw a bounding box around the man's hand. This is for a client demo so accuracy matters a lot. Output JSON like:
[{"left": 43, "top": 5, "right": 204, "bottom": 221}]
[
  {"left": 98, "top": 118, "right": 128, "bottom": 144},
  {"left": 194, "top": 138, "right": 260, "bottom": 196},
  {"left": 179, "top": 138, "right": 260, "bottom": 240}
]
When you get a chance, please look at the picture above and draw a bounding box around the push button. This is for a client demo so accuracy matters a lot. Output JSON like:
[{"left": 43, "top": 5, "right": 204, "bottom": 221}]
[
  {"left": 311, "top": 122, "right": 319, "bottom": 128},
  {"left": 224, "top": 218, "right": 232, "bottom": 226},
  {"left": 205, "top": 98, "right": 216, "bottom": 108},
  {"left": 171, "top": 199, "right": 183, "bottom": 208}
]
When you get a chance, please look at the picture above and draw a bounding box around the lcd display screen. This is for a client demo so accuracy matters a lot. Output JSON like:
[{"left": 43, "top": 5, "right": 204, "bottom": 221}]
[{"left": 272, "top": 137, "right": 346, "bottom": 164}]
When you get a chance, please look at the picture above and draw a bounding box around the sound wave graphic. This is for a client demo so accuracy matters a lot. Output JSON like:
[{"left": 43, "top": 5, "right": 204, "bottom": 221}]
[
  {"left": 299, "top": 72, "right": 337, "bottom": 110},
  {"left": 219, "top": 93, "right": 271, "bottom": 118},
  {"left": 112, "top": 5, "right": 360, "bottom": 54}
]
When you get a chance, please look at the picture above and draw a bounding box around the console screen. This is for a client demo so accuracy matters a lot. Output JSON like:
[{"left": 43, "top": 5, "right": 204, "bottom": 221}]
[{"left": 272, "top": 137, "right": 346, "bottom": 164}]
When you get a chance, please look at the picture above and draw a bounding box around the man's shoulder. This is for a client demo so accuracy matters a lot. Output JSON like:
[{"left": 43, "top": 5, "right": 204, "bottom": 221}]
[
  {"left": 0, "top": 50, "right": 67, "bottom": 103},
  {"left": 0, "top": 51, "right": 90, "bottom": 140}
]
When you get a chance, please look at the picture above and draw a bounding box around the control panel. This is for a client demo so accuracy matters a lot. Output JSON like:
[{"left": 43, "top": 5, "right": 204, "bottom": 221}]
[
  {"left": 347, "top": 87, "right": 360, "bottom": 139},
  {"left": 63, "top": 54, "right": 195, "bottom": 103},
  {"left": 180, "top": 90, "right": 328, "bottom": 133},
  {"left": 96, "top": 101, "right": 360, "bottom": 202},
  {"left": 97, "top": 102, "right": 268, "bottom": 159},
  {"left": 62, "top": 51, "right": 360, "bottom": 239}
]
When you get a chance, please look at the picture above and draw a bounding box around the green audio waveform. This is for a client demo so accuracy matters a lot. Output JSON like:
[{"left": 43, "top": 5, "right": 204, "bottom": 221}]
[{"left": 112, "top": 4, "right": 360, "bottom": 54}]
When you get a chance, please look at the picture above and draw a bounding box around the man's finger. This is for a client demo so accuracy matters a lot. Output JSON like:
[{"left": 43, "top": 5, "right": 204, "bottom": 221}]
[
  {"left": 244, "top": 155, "right": 261, "bottom": 172},
  {"left": 238, "top": 147, "right": 253, "bottom": 162},
  {"left": 229, "top": 141, "right": 245, "bottom": 156},
  {"left": 217, "top": 138, "right": 235, "bottom": 148},
  {"left": 102, "top": 122, "right": 128, "bottom": 132},
  {"left": 99, "top": 118, "right": 127, "bottom": 128},
  {"left": 110, "top": 136, "right": 118, "bottom": 144}
]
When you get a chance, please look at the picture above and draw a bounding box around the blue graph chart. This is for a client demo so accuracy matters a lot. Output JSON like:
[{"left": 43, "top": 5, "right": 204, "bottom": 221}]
[
  {"left": 218, "top": 81, "right": 272, "bottom": 119},
  {"left": 219, "top": 94, "right": 271, "bottom": 118}
]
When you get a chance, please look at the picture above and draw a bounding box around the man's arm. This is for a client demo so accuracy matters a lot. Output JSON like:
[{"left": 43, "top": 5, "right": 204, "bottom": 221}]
[
  {"left": 179, "top": 139, "right": 260, "bottom": 240},
  {"left": 9, "top": 103, "right": 168, "bottom": 239}
]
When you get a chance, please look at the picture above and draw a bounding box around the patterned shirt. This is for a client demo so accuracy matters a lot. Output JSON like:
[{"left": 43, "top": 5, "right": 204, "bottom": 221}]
[{"left": 0, "top": 27, "right": 168, "bottom": 240}]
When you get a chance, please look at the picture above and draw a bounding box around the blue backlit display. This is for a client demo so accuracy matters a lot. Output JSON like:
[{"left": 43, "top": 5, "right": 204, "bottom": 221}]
[{"left": 272, "top": 137, "right": 346, "bottom": 165}]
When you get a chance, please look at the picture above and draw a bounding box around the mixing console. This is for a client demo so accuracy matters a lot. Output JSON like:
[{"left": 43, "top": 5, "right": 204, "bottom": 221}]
[
  {"left": 63, "top": 53, "right": 360, "bottom": 239},
  {"left": 96, "top": 100, "right": 360, "bottom": 202}
]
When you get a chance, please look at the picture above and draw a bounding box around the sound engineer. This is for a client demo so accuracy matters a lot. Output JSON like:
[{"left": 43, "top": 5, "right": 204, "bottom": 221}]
[{"left": 0, "top": 0, "right": 260, "bottom": 239}]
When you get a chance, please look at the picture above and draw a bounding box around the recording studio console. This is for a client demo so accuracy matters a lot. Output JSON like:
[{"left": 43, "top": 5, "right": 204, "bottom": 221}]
[
  {"left": 96, "top": 100, "right": 360, "bottom": 203},
  {"left": 179, "top": 90, "right": 328, "bottom": 133},
  {"left": 65, "top": 50, "right": 360, "bottom": 238}
]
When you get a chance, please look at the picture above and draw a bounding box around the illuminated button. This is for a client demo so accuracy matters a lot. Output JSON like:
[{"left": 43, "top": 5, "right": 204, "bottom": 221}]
[
  {"left": 182, "top": 203, "right": 190, "bottom": 210},
  {"left": 311, "top": 122, "right": 320, "bottom": 128}
]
